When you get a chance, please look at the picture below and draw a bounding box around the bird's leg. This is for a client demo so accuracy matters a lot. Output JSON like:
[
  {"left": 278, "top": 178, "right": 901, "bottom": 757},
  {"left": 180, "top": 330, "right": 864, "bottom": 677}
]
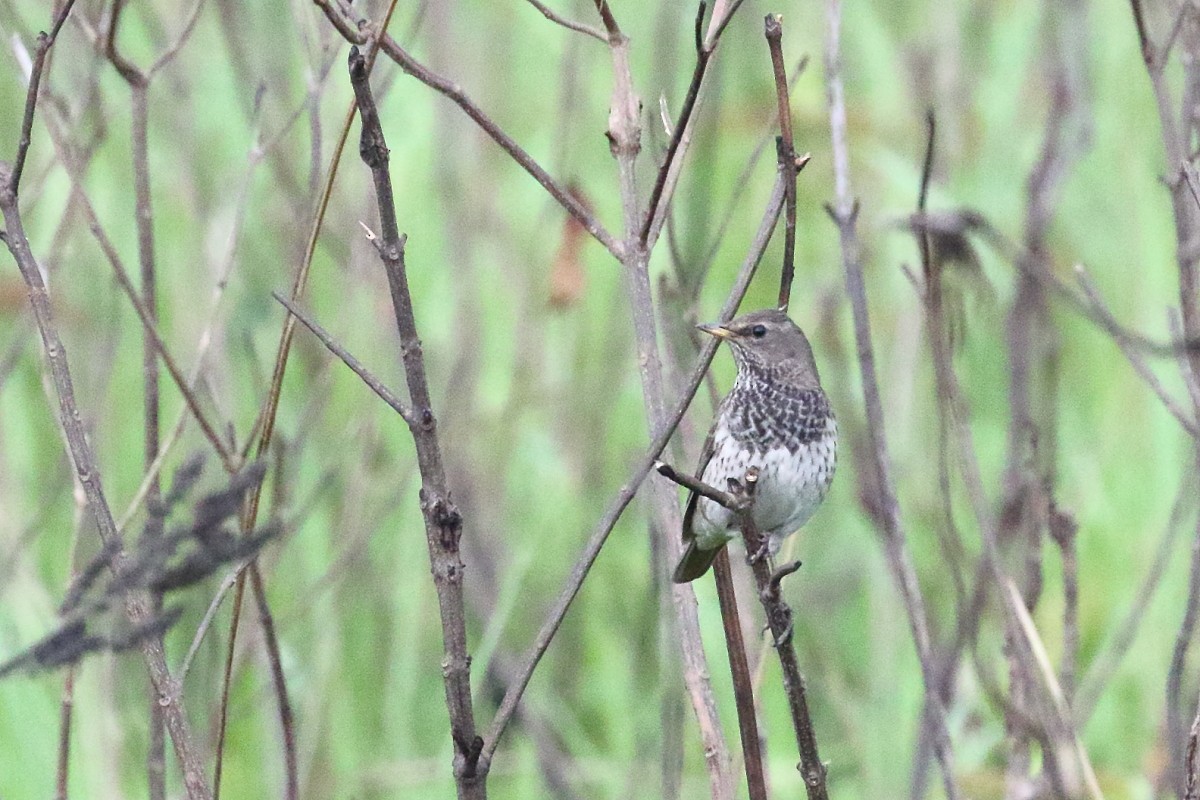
[{"left": 772, "top": 618, "right": 794, "bottom": 649}]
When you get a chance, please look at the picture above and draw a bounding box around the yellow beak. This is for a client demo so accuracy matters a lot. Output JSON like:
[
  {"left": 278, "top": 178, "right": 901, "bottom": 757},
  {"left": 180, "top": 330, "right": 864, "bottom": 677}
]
[{"left": 697, "top": 323, "right": 733, "bottom": 339}]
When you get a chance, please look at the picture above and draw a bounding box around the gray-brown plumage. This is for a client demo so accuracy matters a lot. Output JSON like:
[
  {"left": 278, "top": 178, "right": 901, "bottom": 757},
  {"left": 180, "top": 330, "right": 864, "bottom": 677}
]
[{"left": 673, "top": 308, "right": 837, "bottom": 583}]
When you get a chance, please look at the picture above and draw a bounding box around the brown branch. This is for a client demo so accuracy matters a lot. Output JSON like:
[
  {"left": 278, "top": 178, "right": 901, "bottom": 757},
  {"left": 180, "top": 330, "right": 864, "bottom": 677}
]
[
  {"left": 523, "top": 0, "right": 607, "bottom": 43},
  {"left": 655, "top": 462, "right": 767, "bottom": 800},
  {"left": 713, "top": 550, "right": 768, "bottom": 800},
  {"left": 593, "top": 1, "right": 736, "bottom": 795},
  {"left": 2, "top": 4, "right": 211, "bottom": 798},
  {"left": 823, "top": 1, "right": 961, "bottom": 798},
  {"left": 655, "top": 461, "right": 744, "bottom": 510},
  {"left": 478, "top": 174, "right": 785, "bottom": 774},
  {"left": 1170, "top": 495, "right": 1200, "bottom": 800},
  {"left": 10, "top": 0, "right": 78, "bottom": 193},
  {"left": 639, "top": 2, "right": 729, "bottom": 245},
  {"left": 692, "top": 55, "right": 809, "bottom": 293},
  {"left": 640, "top": 1, "right": 748, "bottom": 251},
  {"left": 54, "top": 665, "right": 76, "bottom": 800},
  {"left": 765, "top": 14, "right": 798, "bottom": 311},
  {"left": 1188, "top": 700, "right": 1200, "bottom": 800},
  {"left": 731, "top": 470, "right": 826, "bottom": 798},
  {"left": 347, "top": 44, "right": 485, "bottom": 795}
]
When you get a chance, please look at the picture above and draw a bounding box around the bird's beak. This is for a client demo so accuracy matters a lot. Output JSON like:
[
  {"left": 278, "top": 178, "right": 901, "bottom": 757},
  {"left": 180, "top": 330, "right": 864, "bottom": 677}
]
[{"left": 697, "top": 322, "right": 733, "bottom": 340}]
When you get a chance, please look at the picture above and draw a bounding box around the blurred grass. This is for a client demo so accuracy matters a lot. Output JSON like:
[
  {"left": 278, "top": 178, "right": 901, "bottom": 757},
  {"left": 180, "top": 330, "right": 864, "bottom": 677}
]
[{"left": 0, "top": 0, "right": 1194, "bottom": 798}]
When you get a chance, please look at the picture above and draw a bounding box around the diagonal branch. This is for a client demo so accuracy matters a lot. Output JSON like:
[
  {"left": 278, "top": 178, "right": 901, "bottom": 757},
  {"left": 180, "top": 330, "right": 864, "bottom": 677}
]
[
  {"left": 639, "top": 1, "right": 747, "bottom": 249},
  {"left": 313, "top": 0, "right": 623, "bottom": 259},
  {"left": 478, "top": 173, "right": 786, "bottom": 775},
  {"left": 523, "top": 0, "right": 607, "bottom": 43},
  {"left": 272, "top": 292, "right": 416, "bottom": 424}
]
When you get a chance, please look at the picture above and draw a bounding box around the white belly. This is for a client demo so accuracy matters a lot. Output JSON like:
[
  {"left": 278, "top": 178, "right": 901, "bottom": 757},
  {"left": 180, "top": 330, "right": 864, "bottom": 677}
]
[{"left": 691, "top": 420, "right": 836, "bottom": 553}]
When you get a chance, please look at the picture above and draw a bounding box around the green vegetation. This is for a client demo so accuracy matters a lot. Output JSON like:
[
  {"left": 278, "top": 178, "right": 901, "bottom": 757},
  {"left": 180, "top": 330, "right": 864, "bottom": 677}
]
[{"left": 0, "top": 0, "right": 1194, "bottom": 798}]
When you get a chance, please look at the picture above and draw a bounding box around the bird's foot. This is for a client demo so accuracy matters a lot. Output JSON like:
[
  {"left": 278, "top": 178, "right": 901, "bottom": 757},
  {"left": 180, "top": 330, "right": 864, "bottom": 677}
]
[
  {"left": 767, "top": 619, "right": 794, "bottom": 648},
  {"left": 748, "top": 539, "right": 772, "bottom": 566}
]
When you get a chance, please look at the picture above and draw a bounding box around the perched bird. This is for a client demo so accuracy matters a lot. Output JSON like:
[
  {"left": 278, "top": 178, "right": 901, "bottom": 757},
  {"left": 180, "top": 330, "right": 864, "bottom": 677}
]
[{"left": 673, "top": 308, "right": 837, "bottom": 583}]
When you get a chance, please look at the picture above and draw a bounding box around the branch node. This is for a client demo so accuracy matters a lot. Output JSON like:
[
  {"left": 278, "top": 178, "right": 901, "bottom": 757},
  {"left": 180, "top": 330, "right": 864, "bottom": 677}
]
[{"left": 770, "top": 559, "right": 802, "bottom": 592}]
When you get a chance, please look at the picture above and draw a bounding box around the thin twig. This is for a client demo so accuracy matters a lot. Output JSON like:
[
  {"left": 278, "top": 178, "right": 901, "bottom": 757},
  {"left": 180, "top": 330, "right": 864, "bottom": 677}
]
[
  {"left": 214, "top": 7, "right": 401, "bottom": 798},
  {"left": 104, "top": 6, "right": 167, "bottom": 789},
  {"left": 712, "top": 549, "right": 768, "bottom": 800},
  {"left": 641, "top": 1, "right": 749, "bottom": 252},
  {"left": 764, "top": 14, "right": 798, "bottom": 311},
  {"left": 523, "top": 0, "right": 607, "bottom": 43},
  {"left": 1074, "top": 266, "right": 1198, "bottom": 436},
  {"left": 1187, "top": 700, "right": 1200, "bottom": 800},
  {"left": 655, "top": 460, "right": 743, "bottom": 510},
  {"left": 692, "top": 56, "right": 809, "bottom": 293},
  {"left": 272, "top": 292, "right": 416, "bottom": 424},
  {"left": 1168, "top": 483, "right": 1200, "bottom": 798},
  {"left": 10, "top": 0, "right": 78, "bottom": 193},
  {"left": 315, "top": 0, "right": 622, "bottom": 259},
  {"left": 54, "top": 665, "right": 76, "bottom": 800}
]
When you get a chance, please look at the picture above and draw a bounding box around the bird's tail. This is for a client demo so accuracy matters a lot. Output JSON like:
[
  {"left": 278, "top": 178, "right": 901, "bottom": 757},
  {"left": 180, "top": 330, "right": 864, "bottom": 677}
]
[{"left": 672, "top": 541, "right": 720, "bottom": 583}]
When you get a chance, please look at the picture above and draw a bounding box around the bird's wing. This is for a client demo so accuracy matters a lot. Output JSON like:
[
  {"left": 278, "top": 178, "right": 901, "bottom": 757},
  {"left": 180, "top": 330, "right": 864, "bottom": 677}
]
[{"left": 681, "top": 416, "right": 720, "bottom": 545}]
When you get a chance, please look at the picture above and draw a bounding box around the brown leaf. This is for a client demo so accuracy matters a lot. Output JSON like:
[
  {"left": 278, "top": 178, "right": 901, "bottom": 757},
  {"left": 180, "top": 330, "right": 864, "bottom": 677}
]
[{"left": 549, "top": 185, "right": 592, "bottom": 309}]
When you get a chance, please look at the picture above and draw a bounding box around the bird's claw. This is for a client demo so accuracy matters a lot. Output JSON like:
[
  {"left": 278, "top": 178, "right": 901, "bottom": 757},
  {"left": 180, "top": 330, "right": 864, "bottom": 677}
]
[
  {"left": 767, "top": 619, "right": 794, "bottom": 648},
  {"left": 748, "top": 539, "right": 771, "bottom": 566}
]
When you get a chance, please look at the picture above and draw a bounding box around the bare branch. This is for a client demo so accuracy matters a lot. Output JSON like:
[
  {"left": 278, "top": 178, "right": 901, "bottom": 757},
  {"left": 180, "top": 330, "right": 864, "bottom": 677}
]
[
  {"left": 10, "top": 0, "right": 79, "bottom": 193},
  {"left": 523, "top": 0, "right": 607, "bottom": 43},
  {"left": 764, "top": 14, "right": 799, "bottom": 310},
  {"left": 273, "top": 292, "right": 416, "bottom": 423}
]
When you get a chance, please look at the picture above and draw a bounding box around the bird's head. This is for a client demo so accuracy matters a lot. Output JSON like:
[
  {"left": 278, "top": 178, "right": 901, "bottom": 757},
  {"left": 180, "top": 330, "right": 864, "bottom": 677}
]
[{"left": 698, "top": 308, "right": 821, "bottom": 389}]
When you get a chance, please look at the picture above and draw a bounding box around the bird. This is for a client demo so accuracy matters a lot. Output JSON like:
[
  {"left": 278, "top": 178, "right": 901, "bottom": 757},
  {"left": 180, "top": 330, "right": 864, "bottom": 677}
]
[{"left": 672, "top": 308, "right": 837, "bottom": 583}]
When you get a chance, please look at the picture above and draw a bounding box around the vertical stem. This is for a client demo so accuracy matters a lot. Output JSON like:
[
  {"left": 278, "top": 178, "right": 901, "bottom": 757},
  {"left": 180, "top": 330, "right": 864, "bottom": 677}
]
[
  {"left": 348, "top": 47, "right": 486, "bottom": 799},
  {"left": 764, "top": 14, "right": 798, "bottom": 311},
  {"left": 824, "top": 1, "right": 962, "bottom": 798},
  {"left": 735, "top": 496, "right": 828, "bottom": 800},
  {"left": 713, "top": 550, "right": 768, "bottom": 800}
]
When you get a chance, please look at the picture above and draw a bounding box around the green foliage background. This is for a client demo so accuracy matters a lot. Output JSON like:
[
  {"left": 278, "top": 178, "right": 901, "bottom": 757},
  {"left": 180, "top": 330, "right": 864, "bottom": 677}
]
[{"left": 0, "top": 0, "right": 1192, "bottom": 798}]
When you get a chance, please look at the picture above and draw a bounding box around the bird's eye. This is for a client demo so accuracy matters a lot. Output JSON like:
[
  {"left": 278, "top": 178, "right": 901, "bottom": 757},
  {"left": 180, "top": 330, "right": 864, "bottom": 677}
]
[{"left": 750, "top": 324, "right": 767, "bottom": 338}]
